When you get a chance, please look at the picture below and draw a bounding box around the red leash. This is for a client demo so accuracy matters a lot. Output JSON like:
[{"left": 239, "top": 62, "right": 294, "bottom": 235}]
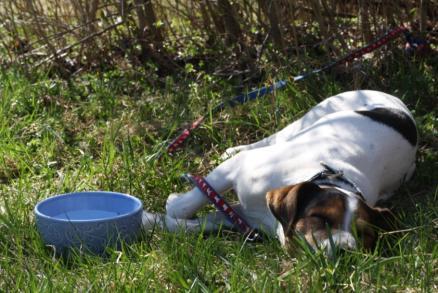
[
  {"left": 184, "top": 174, "right": 261, "bottom": 241},
  {"left": 167, "top": 117, "right": 205, "bottom": 154}
]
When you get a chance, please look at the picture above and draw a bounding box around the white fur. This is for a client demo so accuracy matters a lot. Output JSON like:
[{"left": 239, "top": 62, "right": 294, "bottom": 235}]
[
  {"left": 148, "top": 90, "right": 417, "bottom": 246},
  {"left": 318, "top": 231, "right": 357, "bottom": 255},
  {"left": 335, "top": 188, "right": 359, "bottom": 231}
]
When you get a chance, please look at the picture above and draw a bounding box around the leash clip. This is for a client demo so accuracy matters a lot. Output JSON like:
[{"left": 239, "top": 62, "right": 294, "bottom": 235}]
[
  {"left": 320, "top": 162, "right": 344, "bottom": 178},
  {"left": 244, "top": 229, "right": 263, "bottom": 242}
]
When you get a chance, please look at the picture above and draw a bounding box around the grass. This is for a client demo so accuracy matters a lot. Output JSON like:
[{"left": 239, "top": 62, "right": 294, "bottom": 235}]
[{"left": 0, "top": 52, "right": 437, "bottom": 291}]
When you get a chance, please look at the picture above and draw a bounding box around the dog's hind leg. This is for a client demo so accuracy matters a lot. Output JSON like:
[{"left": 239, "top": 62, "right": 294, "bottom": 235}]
[
  {"left": 221, "top": 95, "right": 353, "bottom": 159},
  {"left": 221, "top": 136, "right": 276, "bottom": 159},
  {"left": 221, "top": 116, "right": 309, "bottom": 159}
]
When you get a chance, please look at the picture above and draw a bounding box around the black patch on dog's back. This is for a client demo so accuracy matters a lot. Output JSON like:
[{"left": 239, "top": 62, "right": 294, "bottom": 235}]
[{"left": 356, "top": 108, "right": 417, "bottom": 146}]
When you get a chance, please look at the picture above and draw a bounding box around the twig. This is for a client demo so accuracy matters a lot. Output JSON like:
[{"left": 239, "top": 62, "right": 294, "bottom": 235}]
[
  {"left": 256, "top": 31, "right": 270, "bottom": 62},
  {"left": 380, "top": 221, "right": 437, "bottom": 235},
  {"left": 34, "top": 20, "right": 124, "bottom": 68},
  {"left": 25, "top": 12, "right": 120, "bottom": 49}
]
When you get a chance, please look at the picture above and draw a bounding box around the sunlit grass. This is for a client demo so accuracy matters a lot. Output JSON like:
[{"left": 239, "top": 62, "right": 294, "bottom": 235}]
[{"left": 0, "top": 56, "right": 436, "bottom": 291}]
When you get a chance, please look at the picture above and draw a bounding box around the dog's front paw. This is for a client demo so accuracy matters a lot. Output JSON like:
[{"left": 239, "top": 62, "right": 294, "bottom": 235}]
[{"left": 166, "top": 193, "right": 194, "bottom": 219}]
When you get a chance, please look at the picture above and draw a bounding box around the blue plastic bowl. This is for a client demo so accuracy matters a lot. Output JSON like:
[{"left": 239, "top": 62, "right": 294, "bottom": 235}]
[{"left": 34, "top": 191, "right": 143, "bottom": 255}]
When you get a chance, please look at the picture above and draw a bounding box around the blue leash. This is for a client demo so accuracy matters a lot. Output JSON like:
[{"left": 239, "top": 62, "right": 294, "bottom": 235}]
[
  {"left": 167, "top": 26, "right": 420, "bottom": 154},
  {"left": 212, "top": 80, "right": 287, "bottom": 113}
]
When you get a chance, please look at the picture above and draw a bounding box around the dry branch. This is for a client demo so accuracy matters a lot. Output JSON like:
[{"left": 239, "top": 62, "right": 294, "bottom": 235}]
[
  {"left": 0, "top": 0, "right": 432, "bottom": 76},
  {"left": 34, "top": 20, "right": 124, "bottom": 68}
]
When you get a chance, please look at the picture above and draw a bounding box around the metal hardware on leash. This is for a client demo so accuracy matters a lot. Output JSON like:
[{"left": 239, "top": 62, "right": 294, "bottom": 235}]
[
  {"left": 309, "top": 162, "right": 345, "bottom": 182},
  {"left": 309, "top": 162, "right": 365, "bottom": 201},
  {"left": 182, "top": 174, "right": 261, "bottom": 241},
  {"left": 320, "top": 162, "right": 344, "bottom": 178},
  {"left": 166, "top": 26, "right": 410, "bottom": 155}
]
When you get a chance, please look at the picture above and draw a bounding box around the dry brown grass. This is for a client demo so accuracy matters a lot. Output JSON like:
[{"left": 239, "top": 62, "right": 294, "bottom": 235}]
[{"left": 0, "top": 0, "right": 435, "bottom": 76}]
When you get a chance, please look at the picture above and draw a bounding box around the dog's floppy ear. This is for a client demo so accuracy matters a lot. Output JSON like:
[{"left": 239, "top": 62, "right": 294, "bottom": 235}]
[
  {"left": 370, "top": 207, "right": 399, "bottom": 232},
  {"left": 266, "top": 182, "right": 321, "bottom": 235}
]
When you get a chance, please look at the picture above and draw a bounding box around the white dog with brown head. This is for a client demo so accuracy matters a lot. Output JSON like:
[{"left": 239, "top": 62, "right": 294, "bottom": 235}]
[{"left": 144, "top": 90, "right": 417, "bottom": 254}]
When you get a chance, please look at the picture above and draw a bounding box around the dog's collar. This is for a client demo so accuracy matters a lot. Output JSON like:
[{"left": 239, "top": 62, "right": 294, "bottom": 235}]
[{"left": 309, "top": 162, "right": 365, "bottom": 202}]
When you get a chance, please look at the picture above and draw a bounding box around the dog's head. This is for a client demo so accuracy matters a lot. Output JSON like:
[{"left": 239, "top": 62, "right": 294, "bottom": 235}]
[{"left": 266, "top": 182, "right": 396, "bottom": 254}]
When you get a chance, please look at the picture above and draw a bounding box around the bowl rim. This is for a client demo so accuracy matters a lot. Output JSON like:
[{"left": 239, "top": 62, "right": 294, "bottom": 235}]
[{"left": 34, "top": 191, "right": 143, "bottom": 223}]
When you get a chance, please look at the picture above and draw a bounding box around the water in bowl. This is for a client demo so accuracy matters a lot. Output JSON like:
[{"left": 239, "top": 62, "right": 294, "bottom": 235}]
[{"left": 54, "top": 209, "right": 120, "bottom": 221}]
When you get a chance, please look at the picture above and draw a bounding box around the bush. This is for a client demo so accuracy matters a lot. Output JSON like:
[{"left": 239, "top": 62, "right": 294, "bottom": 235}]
[{"left": 0, "top": 0, "right": 435, "bottom": 79}]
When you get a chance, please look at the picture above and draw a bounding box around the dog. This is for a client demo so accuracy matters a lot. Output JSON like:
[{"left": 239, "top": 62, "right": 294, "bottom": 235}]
[{"left": 143, "top": 90, "right": 417, "bottom": 254}]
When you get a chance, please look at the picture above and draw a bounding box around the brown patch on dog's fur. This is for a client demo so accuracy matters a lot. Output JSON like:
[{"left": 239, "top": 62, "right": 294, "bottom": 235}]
[
  {"left": 266, "top": 182, "right": 321, "bottom": 236},
  {"left": 355, "top": 203, "right": 398, "bottom": 249}
]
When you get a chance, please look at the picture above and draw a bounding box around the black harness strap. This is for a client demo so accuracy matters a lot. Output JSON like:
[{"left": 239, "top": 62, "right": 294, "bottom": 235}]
[{"left": 309, "top": 162, "right": 366, "bottom": 202}]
